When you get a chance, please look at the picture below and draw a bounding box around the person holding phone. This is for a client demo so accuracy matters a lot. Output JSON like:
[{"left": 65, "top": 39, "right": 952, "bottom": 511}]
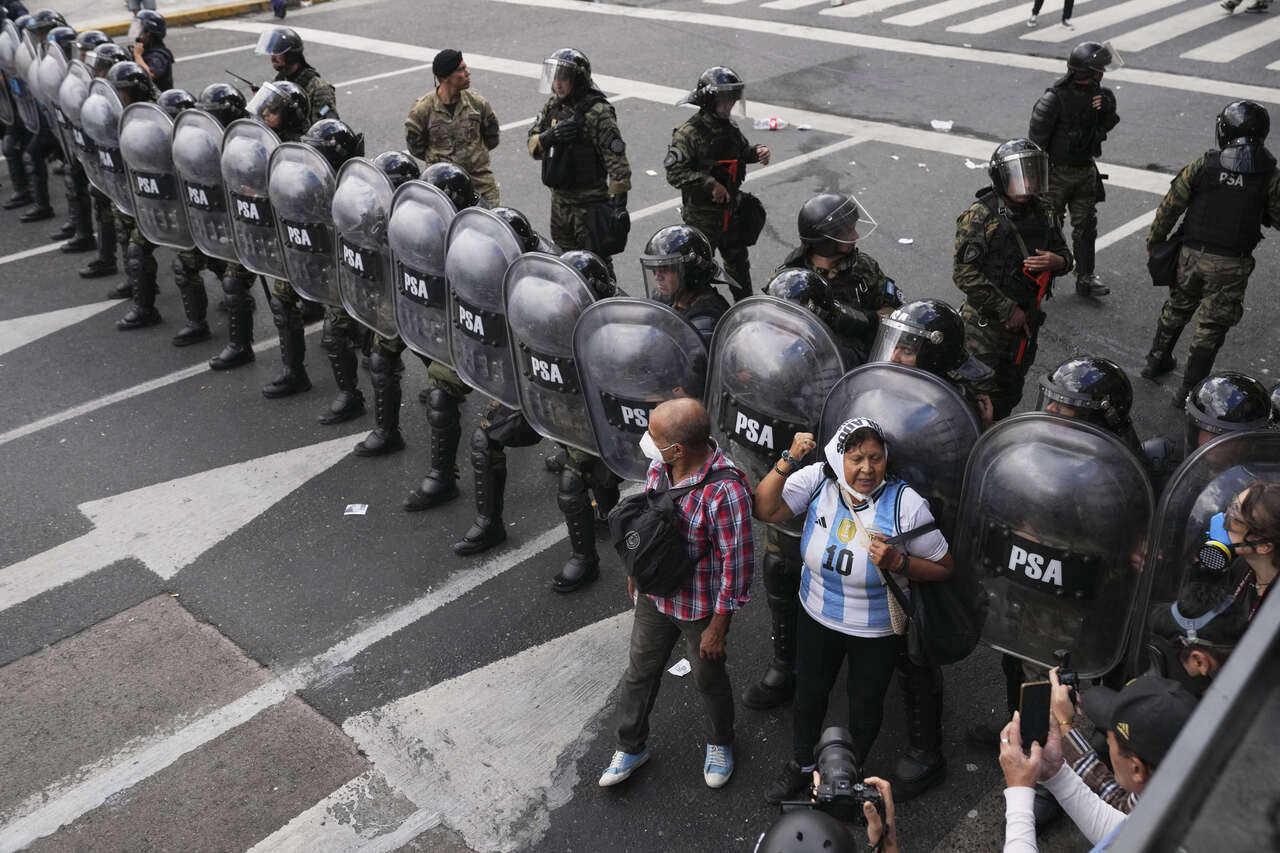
[{"left": 756, "top": 419, "right": 955, "bottom": 804}]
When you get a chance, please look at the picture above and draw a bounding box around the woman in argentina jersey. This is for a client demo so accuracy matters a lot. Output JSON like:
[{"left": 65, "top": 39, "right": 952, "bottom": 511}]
[{"left": 755, "top": 417, "right": 955, "bottom": 804}]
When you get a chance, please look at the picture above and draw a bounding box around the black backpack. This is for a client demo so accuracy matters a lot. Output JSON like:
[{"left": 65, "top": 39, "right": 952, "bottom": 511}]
[{"left": 608, "top": 468, "right": 743, "bottom": 596}]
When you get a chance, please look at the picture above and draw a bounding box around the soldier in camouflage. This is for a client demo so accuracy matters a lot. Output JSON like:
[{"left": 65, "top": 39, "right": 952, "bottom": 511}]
[
  {"left": 665, "top": 66, "right": 769, "bottom": 303},
  {"left": 527, "top": 48, "right": 630, "bottom": 272},
  {"left": 257, "top": 27, "right": 336, "bottom": 126},
  {"left": 404, "top": 49, "right": 500, "bottom": 206},
  {"left": 1028, "top": 41, "right": 1118, "bottom": 299},
  {"left": 1142, "top": 100, "right": 1280, "bottom": 407},
  {"left": 639, "top": 224, "right": 731, "bottom": 347},
  {"left": 954, "top": 139, "right": 1071, "bottom": 421}
]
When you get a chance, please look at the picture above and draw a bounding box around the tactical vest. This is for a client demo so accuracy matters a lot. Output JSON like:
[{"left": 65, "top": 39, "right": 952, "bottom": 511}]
[
  {"left": 687, "top": 111, "right": 746, "bottom": 191},
  {"left": 541, "top": 93, "right": 607, "bottom": 191},
  {"left": 291, "top": 65, "right": 318, "bottom": 89},
  {"left": 1182, "top": 151, "right": 1273, "bottom": 255},
  {"left": 1045, "top": 83, "right": 1101, "bottom": 166},
  {"left": 783, "top": 245, "right": 877, "bottom": 310},
  {"left": 145, "top": 45, "right": 174, "bottom": 91},
  {"left": 976, "top": 188, "right": 1052, "bottom": 310},
  {"left": 678, "top": 286, "right": 729, "bottom": 346}
]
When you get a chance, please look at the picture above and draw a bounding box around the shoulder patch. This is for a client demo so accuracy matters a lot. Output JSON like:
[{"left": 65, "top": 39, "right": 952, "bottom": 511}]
[
  {"left": 959, "top": 242, "right": 984, "bottom": 264},
  {"left": 601, "top": 127, "right": 626, "bottom": 155},
  {"left": 663, "top": 146, "right": 683, "bottom": 168}
]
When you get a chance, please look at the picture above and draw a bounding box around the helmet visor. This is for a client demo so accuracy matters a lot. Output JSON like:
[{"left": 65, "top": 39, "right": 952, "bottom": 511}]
[
  {"left": 246, "top": 80, "right": 287, "bottom": 119},
  {"left": 1036, "top": 379, "right": 1108, "bottom": 424},
  {"left": 996, "top": 150, "right": 1048, "bottom": 201},
  {"left": 640, "top": 254, "right": 685, "bottom": 305},
  {"left": 1095, "top": 41, "right": 1124, "bottom": 70},
  {"left": 254, "top": 30, "right": 295, "bottom": 57},
  {"left": 538, "top": 58, "right": 580, "bottom": 95},
  {"left": 814, "top": 194, "right": 877, "bottom": 245},
  {"left": 868, "top": 317, "right": 934, "bottom": 368},
  {"left": 709, "top": 83, "right": 746, "bottom": 119}
]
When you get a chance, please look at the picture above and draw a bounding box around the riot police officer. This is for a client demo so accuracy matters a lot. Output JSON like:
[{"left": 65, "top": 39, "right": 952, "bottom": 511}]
[
  {"left": 15, "top": 8, "right": 64, "bottom": 224},
  {"left": 665, "top": 66, "right": 769, "bottom": 302},
  {"left": 639, "top": 224, "right": 730, "bottom": 346},
  {"left": 1, "top": 13, "right": 34, "bottom": 213},
  {"left": 775, "top": 193, "right": 902, "bottom": 365},
  {"left": 1186, "top": 372, "right": 1275, "bottom": 450},
  {"left": 1028, "top": 41, "right": 1119, "bottom": 299},
  {"left": 1142, "top": 101, "right": 1280, "bottom": 407},
  {"left": 404, "top": 48, "right": 500, "bottom": 206},
  {"left": 1036, "top": 356, "right": 1145, "bottom": 457},
  {"left": 74, "top": 38, "right": 127, "bottom": 284},
  {"left": 256, "top": 26, "right": 336, "bottom": 125},
  {"left": 129, "top": 9, "right": 171, "bottom": 91},
  {"left": 527, "top": 48, "right": 630, "bottom": 270},
  {"left": 44, "top": 25, "right": 94, "bottom": 252},
  {"left": 954, "top": 139, "right": 1072, "bottom": 420}
]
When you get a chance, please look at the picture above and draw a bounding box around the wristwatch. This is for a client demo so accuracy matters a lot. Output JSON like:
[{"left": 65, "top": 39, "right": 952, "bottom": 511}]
[
  {"left": 780, "top": 449, "right": 797, "bottom": 466},
  {"left": 774, "top": 450, "right": 797, "bottom": 478}
]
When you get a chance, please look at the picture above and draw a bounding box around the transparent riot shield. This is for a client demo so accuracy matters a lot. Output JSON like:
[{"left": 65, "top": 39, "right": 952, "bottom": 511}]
[
  {"left": 819, "top": 363, "right": 981, "bottom": 541},
  {"left": 268, "top": 142, "right": 339, "bottom": 306},
  {"left": 59, "top": 60, "right": 99, "bottom": 192},
  {"left": 706, "top": 296, "right": 845, "bottom": 534},
  {"left": 389, "top": 180, "right": 456, "bottom": 363},
  {"left": 173, "top": 110, "right": 238, "bottom": 263},
  {"left": 220, "top": 118, "right": 285, "bottom": 278},
  {"left": 36, "top": 45, "right": 70, "bottom": 158},
  {"left": 504, "top": 252, "right": 599, "bottom": 453},
  {"left": 81, "top": 79, "right": 133, "bottom": 215},
  {"left": 120, "top": 102, "right": 193, "bottom": 250},
  {"left": 11, "top": 29, "right": 39, "bottom": 133},
  {"left": 573, "top": 297, "right": 709, "bottom": 482},
  {"left": 955, "top": 414, "right": 1155, "bottom": 678},
  {"left": 445, "top": 207, "right": 524, "bottom": 406},
  {"left": 333, "top": 157, "right": 397, "bottom": 338}
]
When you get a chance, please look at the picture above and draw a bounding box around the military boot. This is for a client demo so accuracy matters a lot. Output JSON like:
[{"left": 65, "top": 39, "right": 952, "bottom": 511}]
[
  {"left": 262, "top": 320, "right": 312, "bottom": 398},
  {"left": 892, "top": 664, "right": 947, "bottom": 800},
  {"left": 171, "top": 259, "right": 211, "bottom": 346},
  {"left": 59, "top": 180, "right": 97, "bottom": 252},
  {"left": 1173, "top": 346, "right": 1218, "bottom": 409},
  {"left": 209, "top": 282, "right": 255, "bottom": 370},
  {"left": 453, "top": 433, "right": 507, "bottom": 556},
  {"left": 19, "top": 166, "right": 54, "bottom": 223},
  {"left": 353, "top": 352, "right": 405, "bottom": 456},
  {"left": 116, "top": 245, "right": 162, "bottom": 329},
  {"left": 743, "top": 552, "right": 800, "bottom": 710},
  {"left": 105, "top": 227, "right": 133, "bottom": 299},
  {"left": 1141, "top": 324, "right": 1181, "bottom": 379},
  {"left": 79, "top": 197, "right": 119, "bottom": 278},
  {"left": 403, "top": 389, "right": 461, "bottom": 510},
  {"left": 552, "top": 467, "right": 601, "bottom": 593},
  {"left": 2, "top": 155, "right": 31, "bottom": 209},
  {"left": 318, "top": 348, "right": 365, "bottom": 424}
]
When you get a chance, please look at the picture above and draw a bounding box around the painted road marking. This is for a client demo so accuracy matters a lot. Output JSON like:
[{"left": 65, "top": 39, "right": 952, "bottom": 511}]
[{"left": 0, "top": 299, "right": 120, "bottom": 358}]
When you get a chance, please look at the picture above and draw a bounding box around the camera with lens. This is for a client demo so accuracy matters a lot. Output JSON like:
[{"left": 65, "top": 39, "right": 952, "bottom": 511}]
[{"left": 780, "top": 727, "right": 887, "bottom": 826}]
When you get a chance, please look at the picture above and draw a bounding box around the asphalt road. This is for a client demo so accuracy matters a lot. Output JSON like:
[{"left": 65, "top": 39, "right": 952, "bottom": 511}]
[{"left": 1, "top": 0, "right": 1278, "bottom": 850}]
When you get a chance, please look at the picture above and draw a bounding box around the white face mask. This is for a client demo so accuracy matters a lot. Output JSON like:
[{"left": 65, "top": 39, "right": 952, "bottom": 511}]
[{"left": 639, "top": 431, "right": 676, "bottom": 463}]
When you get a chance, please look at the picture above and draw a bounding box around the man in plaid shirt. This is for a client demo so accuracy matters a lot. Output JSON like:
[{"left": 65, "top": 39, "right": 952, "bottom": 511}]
[{"left": 598, "top": 398, "right": 754, "bottom": 790}]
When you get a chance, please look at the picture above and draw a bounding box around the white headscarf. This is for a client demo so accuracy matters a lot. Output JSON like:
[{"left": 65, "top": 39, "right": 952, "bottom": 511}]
[{"left": 826, "top": 417, "right": 889, "bottom": 505}]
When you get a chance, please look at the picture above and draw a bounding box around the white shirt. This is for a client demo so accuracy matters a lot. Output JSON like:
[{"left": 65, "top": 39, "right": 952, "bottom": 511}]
[{"left": 1002, "top": 767, "right": 1130, "bottom": 853}]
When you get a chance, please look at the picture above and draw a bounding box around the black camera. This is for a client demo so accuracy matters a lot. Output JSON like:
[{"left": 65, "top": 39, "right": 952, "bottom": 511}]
[{"left": 780, "top": 727, "right": 886, "bottom": 826}]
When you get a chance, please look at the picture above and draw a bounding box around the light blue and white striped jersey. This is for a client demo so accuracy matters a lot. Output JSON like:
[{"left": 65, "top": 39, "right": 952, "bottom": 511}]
[{"left": 781, "top": 463, "right": 949, "bottom": 638}]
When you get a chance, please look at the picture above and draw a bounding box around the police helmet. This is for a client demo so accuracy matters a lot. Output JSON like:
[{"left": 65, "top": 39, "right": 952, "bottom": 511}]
[
  {"left": 492, "top": 206, "right": 540, "bottom": 253},
  {"left": 45, "top": 25, "right": 76, "bottom": 59},
  {"left": 560, "top": 249, "right": 616, "bottom": 300},
  {"left": 254, "top": 26, "right": 303, "bottom": 58},
  {"left": 798, "top": 192, "right": 873, "bottom": 257},
  {"left": 12, "top": 14, "right": 31, "bottom": 33},
  {"left": 196, "top": 82, "right": 247, "bottom": 127},
  {"left": 134, "top": 9, "right": 166, "bottom": 38},
  {"left": 1185, "top": 372, "right": 1273, "bottom": 450},
  {"left": 869, "top": 299, "right": 971, "bottom": 377},
  {"left": 372, "top": 150, "right": 421, "bottom": 190},
  {"left": 765, "top": 267, "right": 827, "bottom": 304},
  {"left": 1066, "top": 41, "right": 1118, "bottom": 75},
  {"left": 681, "top": 65, "right": 745, "bottom": 114},
  {"left": 1037, "top": 356, "right": 1133, "bottom": 432},
  {"left": 74, "top": 29, "right": 110, "bottom": 62},
  {"left": 988, "top": 138, "right": 1049, "bottom": 202},
  {"left": 106, "top": 61, "right": 156, "bottom": 104},
  {"left": 157, "top": 88, "right": 196, "bottom": 118},
  {"left": 640, "top": 224, "right": 718, "bottom": 304},
  {"left": 248, "top": 79, "right": 309, "bottom": 136},
  {"left": 539, "top": 47, "right": 591, "bottom": 94},
  {"left": 1216, "top": 100, "right": 1270, "bottom": 149},
  {"left": 26, "top": 8, "right": 67, "bottom": 40},
  {"left": 752, "top": 810, "right": 858, "bottom": 853},
  {"left": 302, "top": 118, "right": 365, "bottom": 173},
  {"left": 422, "top": 162, "right": 479, "bottom": 209}
]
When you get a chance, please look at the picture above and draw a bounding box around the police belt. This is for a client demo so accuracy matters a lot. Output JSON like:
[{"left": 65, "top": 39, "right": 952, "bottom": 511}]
[{"left": 1180, "top": 238, "right": 1251, "bottom": 259}]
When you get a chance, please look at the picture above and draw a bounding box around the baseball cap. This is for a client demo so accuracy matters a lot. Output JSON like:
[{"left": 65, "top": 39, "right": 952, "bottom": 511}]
[{"left": 1080, "top": 675, "right": 1198, "bottom": 768}]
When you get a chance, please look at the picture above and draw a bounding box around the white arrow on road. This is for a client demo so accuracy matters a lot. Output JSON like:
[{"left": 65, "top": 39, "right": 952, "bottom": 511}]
[
  {"left": 0, "top": 300, "right": 121, "bottom": 358},
  {"left": 251, "top": 611, "right": 634, "bottom": 853},
  {"left": 0, "top": 433, "right": 361, "bottom": 612}
]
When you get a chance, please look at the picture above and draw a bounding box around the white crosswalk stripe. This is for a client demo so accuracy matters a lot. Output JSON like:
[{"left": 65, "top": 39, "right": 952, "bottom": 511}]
[
  {"left": 1110, "top": 5, "right": 1232, "bottom": 51},
  {"left": 819, "top": 0, "right": 918, "bottom": 18},
  {"left": 1023, "top": 0, "right": 1192, "bottom": 42},
  {"left": 758, "top": 0, "right": 830, "bottom": 9},
  {"left": 884, "top": 0, "right": 1003, "bottom": 27},
  {"left": 947, "top": 0, "right": 1094, "bottom": 33},
  {"left": 1182, "top": 13, "right": 1280, "bottom": 61}
]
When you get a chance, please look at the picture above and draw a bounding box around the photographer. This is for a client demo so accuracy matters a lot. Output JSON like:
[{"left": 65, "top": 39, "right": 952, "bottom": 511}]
[{"left": 755, "top": 753, "right": 900, "bottom": 853}]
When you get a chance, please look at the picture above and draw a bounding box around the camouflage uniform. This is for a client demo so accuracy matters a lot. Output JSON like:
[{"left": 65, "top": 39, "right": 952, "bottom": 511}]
[
  {"left": 665, "top": 110, "right": 761, "bottom": 301},
  {"left": 405, "top": 87, "right": 500, "bottom": 205},
  {"left": 276, "top": 64, "right": 337, "bottom": 126},
  {"left": 953, "top": 187, "right": 1072, "bottom": 420},
  {"left": 527, "top": 88, "right": 630, "bottom": 259}
]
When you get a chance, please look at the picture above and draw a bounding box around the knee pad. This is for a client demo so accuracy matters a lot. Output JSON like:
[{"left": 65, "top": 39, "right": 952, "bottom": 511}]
[
  {"left": 368, "top": 349, "right": 401, "bottom": 389},
  {"left": 469, "top": 425, "right": 504, "bottom": 469},
  {"left": 427, "top": 388, "right": 461, "bottom": 430},
  {"left": 557, "top": 466, "right": 590, "bottom": 516},
  {"left": 171, "top": 256, "right": 201, "bottom": 286},
  {"left": 320, "top": 324, "right": 347, "bottom": 354}
]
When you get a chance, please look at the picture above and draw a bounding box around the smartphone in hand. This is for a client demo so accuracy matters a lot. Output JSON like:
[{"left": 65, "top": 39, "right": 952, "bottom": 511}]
[{"left": 1019, "top": 680, "right": 1052, "bottom": 752}]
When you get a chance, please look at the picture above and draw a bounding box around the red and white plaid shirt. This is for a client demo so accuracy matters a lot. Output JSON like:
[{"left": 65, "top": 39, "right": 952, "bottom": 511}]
[{"left": 644, "top": 441, "right": 754, "bottom": 621}]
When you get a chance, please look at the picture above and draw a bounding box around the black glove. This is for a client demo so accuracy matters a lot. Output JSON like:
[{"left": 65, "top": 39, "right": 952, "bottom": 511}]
[
  {"left": 608, "top": 192, "right": 627, "bottom": 210},
  {"left": 539, "top": 117, "right": 579, "bottom": 149}
]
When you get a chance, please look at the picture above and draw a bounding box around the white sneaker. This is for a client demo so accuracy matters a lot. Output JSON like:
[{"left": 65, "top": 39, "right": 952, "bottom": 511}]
[
  {"left": 704, "top": 743, "right": 734, "bottom": 788},
  {"left": 1026, "top": 13, "right": 1037, "bottom": 26},
  {"left": 598, "top": 749, "right": 649, "bottom": 787},
  {"left": 1221, "top": 0, "right": 1237, "bottom": 12},
  {"left": 1061, "top": 17, "right": 1074, "bottom": 27}
]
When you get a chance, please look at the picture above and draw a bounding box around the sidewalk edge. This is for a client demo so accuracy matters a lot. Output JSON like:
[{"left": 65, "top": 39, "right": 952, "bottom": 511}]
[{"left": 92, "top": 0, "right": 334, "bottom": 37}]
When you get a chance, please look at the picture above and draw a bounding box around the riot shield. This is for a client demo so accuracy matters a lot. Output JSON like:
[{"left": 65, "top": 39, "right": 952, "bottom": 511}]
[
  {"left": 573, "top": 297, "right": 709, "bottom": 482},
  {"left": 220, "top": 118, "right": 285, "bottom": 278},
  {"left": 173, "top": 110, "right": 238, "bottom": 263},
  {"left": 333, "top": 158, "right": 397, "bottom": 338},
  {"left": 0, "top": 71, "right": 12, "bottom": 125},
  {"left": 268, "top": 142, "right": 339, "bottom": 306},
  {"left": 389, "top": 180, "right": 456, "bottom": 363},
  {"left": 120, "top": 103, "right": 193, "bottom": 250},
  {"left": 819, "top": 363, "right": 981, "bottom": 541},
  {"left": 0, "top": 19, "right": 16, "bottom": 77},
  {"left": 40, "top": 46, "right": 71, "bottom": 159},
  {"left": 81, "top": 79, "right": 133, "bottom": 215},
  {"left": 59, "top": 60, "right": 99, "bottom": 192},
  {"left": 504, "top": 253, "right": 600, "bottom": 453},
  {"left": 954, "top": 414, "right": 1155, "bottom": 678},
  {"left": 11, "top": 27, "right": 40, "bottom": 133},
  {"left": 706, "top": 296, "right": 845, "bottom": 534},
  {"left": 445, "top": 208, "right": 524, "bottom": 406}
]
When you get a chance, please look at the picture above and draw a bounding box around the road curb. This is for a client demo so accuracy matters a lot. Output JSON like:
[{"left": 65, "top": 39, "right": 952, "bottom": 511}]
[{"left": 95, "top": 0, "right": 334, "bottom": 37}]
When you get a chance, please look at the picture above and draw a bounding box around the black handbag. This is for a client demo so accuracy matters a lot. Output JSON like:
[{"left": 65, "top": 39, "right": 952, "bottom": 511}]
[
  {"left": 722, "top": 190, "right": 766, "bottom": 249},
  {"left": 1147, "top": 230, "right": 1182, "bottom": 288},
  {"left": 583, "top": 199, "right": 630, "bottom": 257}
]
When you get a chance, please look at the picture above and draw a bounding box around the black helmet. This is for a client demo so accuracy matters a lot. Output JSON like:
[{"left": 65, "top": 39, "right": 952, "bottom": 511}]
[
  {"left": 869, "top": 299, "right": 975, "bottom": 377},
  {"left": 74, "top": 29, "right": 110, "bottom": 61},
  {"left": 196, "top": 82, "right": 247, "bottom": 127},
  {"left": 157, "top": 88, "right": 195, "bottom": 118},
  {"left": 106, "top": 61, "right": 156, "bottom": 104},
  {"left": 492, "top": 206, "right": 539, "bottom": 252},
  {"left": 13, "top": 14, "right": 32, "bottom": 33},
  {"left": 640, "top": 224, "right": 718, "bottom": 304},
  {"left": 798, "top": 192, "right": 873, "bottom": 257},
  {"left": 988, "top": 138, "right": 1049, "bottom": 202},
  {"left": 254, "top": 26, "right": 303, "bottom": 58},
  {"left": 1037, "top": 356, "right": 1133, "bottom": 432},
  {"left": 371, "top": 150, "right": 421, "bottom": 190},
  {"left": 539, "top": 47, "right": 591, "bottom": 95},
  {"left": 1216, "top": 100, "right": 1269, "bottom": 149},
  {"left": 134, "top": 9, "right": 166, "bottom": 38},
  {"left": 1066, "top": 41, "right": 1118, "bottom": 75},
  {"left": 681, "top": 65, "right": 745, "bottom": 116},
  {"left": 45, "top": 25, "right": 76, "bottom": 59},
  {"left": 27, "top": 9, "right": 67, "bottom": 40},
  {"left": 302, "top": 118, "right": 364, "bottom": 172},
  {"left": 765, "top": 267, "right": 827, "bottom": 304},
  {"left": 560, "top": 249, "right": 616, "bottom": 300},
  {"left": 1185, "top": 372, "right": 1273, "bottom": 451},
  {"left": 422, "top": 162, "right": 479, "bottom": 209},
  {"left": 753, "top": 810, "right": 858, "bottom": 853},
  {"left": 248, "top": 79, "right": 309, "bottom": 135},
  {"left": 88, "top": 42, "right": 129, "bottom": 77}
]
